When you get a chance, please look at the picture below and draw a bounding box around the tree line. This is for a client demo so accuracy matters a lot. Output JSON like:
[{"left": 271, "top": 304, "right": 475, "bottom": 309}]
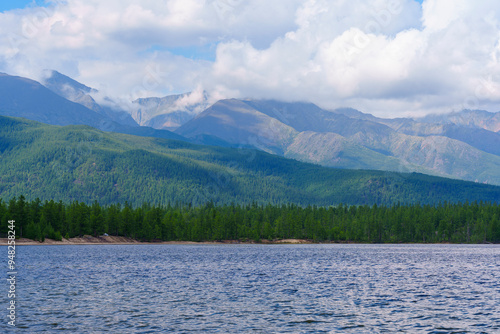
[{"left": 2, "top": 196, "right": 499, "bottom": 243}]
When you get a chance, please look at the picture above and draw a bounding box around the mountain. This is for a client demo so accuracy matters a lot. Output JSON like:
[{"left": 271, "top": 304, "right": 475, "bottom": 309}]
[
  {"left": 0, "top": 73, "right": 187, "bottom": 142},
  {"left": 132, "top": 91, "right": 210, "bottom": 131},
  {"left": 0, "top": 73, "right": 110, "bottom": 128},
  {"left": 419, "top": 109, "right": 500, "bottom": 133},
  {"left": 176, "top": 99, "right": 298, "bottom": 155},
  {"left": 372, "top": 117, "right": 500, "bottom": 157},
  {"left": 41, "top": 70, "right": 138, "bottom": 127},
  {"left": 177, "top": 99, "right": 500, "bottom": 185},
  {"left": 331, "top": 107, "right": 379, "bottom": 121},
  {"left": 3, "top": 71, "right": 500, "bottom": 187},
  {"left": 2, "top": 115, "right": 499, "bottom": 206}
]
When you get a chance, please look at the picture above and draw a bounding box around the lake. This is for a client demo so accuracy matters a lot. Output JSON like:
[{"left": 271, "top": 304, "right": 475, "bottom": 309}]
[{"left": 1, "top": 244, "right": 499, "bottom": 333}]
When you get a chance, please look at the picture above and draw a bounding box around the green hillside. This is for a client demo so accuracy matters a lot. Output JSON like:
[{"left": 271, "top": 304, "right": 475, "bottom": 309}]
[{"left": 1, "top": 116, "right": 500, "bottom": 206}]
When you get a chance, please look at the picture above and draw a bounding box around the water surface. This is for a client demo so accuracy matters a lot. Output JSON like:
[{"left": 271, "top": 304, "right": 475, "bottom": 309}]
[{"left": 1, "top": 244, "right": 499, "bottom": 333}]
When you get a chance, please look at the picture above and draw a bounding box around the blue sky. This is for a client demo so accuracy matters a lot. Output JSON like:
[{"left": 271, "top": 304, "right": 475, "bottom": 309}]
[{"left": 0, "top": 0, "right": 42, "bottom": 12}]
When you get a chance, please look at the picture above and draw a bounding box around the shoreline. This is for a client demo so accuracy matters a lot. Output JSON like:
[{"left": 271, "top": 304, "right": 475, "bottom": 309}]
[
  {"left": 0, "top": 236, "right": 496, "bottom": 246},
  {"left": 0, "top": 235, "right": 313, "bottom": 246}
]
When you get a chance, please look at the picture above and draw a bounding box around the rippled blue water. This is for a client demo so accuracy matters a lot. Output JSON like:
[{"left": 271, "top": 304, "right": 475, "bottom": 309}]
[{"left": 1, "top": 244, "right": 499, "bottom": 333}]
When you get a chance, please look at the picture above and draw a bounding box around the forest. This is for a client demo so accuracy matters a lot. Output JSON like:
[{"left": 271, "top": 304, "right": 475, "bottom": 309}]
[
  {"left": 2, "top": 115, "right": 500, "bottom": 208},
  {"left": 2, "top": 196, "right": 499, "bottom": 244}
]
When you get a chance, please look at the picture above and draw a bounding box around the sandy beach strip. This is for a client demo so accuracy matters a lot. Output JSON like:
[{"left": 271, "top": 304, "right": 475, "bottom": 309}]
[{"left": 0, "top": 236, "right": 311, "bottom": 246}]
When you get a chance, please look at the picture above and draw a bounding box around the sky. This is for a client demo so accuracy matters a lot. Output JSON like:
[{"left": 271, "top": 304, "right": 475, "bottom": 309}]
[{"left": 0, "top": 0, "right": 499, "bottom": 117}]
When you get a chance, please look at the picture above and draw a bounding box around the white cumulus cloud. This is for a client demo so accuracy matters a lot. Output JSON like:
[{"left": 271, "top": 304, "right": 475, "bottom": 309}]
[{"left": 0, "top": 0, "right": 500, "bottom": 117}]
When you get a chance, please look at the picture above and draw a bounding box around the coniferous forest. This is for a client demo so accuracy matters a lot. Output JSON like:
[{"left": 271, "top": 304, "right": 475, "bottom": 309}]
[
  {"left": 3, "top": 196, "right": 499, "bottom": 244},
  {"left": 2, "top": 117, "right": 500, "bottom": 244},
  {"left": 2, "top": 116, "right": 500, "bottom": 208}
]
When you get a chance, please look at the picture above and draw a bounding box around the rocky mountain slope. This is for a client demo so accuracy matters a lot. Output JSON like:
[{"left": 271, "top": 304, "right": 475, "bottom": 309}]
[{"left": 176, "top": 99, "right": 500, "bottom": 185}]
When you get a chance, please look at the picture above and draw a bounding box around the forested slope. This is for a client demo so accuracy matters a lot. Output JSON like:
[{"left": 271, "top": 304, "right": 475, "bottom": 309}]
[{"left": 1, "top": 116, "right": 500, "bottom": 207}]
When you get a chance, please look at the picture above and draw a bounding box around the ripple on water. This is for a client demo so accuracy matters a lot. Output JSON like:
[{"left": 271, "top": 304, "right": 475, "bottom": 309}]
[{"left": 0, "top": 244, "right": 498, "bottom": 333}]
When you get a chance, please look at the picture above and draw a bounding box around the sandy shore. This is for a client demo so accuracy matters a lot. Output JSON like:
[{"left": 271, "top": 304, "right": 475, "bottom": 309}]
[{"left": 0, "top": 236, "right": 311, "bottom": 246}]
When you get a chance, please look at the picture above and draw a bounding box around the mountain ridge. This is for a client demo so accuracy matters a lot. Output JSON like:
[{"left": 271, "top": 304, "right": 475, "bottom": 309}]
[
  {"left": 3, "top": 71, "right": 500, "bottom": 187},
  {"left": 176, "top": 99, "right": 500, "bottom": 185},
  {"left": 0, "top": 72, "right": 188, "bottom": 143},
  {"left": 41, "top": 70, "right": 138, "bottom": 127}
]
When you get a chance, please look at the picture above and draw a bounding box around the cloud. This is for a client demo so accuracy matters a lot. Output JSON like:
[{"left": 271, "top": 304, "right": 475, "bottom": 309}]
[
  {"left": 0, "top": 0, "right": 299, "bottom": 99},
  {"left": 208, "top": 0, "right": 500, "bottom": 117},
  {"left": 0, "top": 0, "right": 500, "bottom": 117}
]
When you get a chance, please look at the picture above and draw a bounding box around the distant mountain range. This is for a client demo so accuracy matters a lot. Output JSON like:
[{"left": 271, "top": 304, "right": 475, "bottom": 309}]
[
  {"left": 175, "top": 99, "right": 500, "bottom": 185},
  {"left": 1, "top": 71, "right": 499, "bottom": 187}
]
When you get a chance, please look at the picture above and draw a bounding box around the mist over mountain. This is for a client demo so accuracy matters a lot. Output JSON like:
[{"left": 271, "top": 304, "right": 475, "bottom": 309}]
[
  {"left": 0, "top": 73, "right": 109, "bottom": 128},
  {"left": 132, "top": 91, "right": 210, "bottom": 131},
  {"left": 41, "top": 70, "right": 138, "bottom": 127},
  {"left": 0, "top": 73, "right": 187, "bottom": 142},
  {"left": 2, "top": 71, "right": 500, "bottom": 187}
]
